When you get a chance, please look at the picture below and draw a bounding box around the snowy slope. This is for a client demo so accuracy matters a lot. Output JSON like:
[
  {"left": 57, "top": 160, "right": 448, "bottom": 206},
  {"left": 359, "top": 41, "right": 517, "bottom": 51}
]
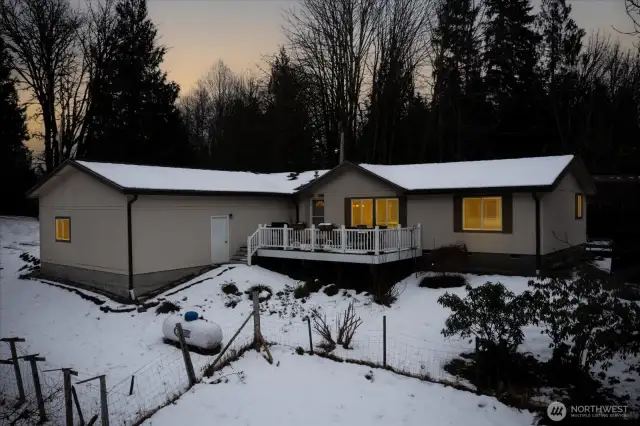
[
  {"left": 142, "top": 346, "right": 536, "bottom": 426},
  {"left": 1, "top": 216, "right": 638, "bottom": 424}
]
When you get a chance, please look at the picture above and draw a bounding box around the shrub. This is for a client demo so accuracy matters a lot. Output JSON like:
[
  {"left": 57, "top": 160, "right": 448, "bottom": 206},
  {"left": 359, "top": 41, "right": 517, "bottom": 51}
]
[
  {"left": 295, "top": 346, "right": 305, "bottom": 355},
  {"left": 293, "top": 284, "right": 311, "bottom": 299},
  {"left": 336, "top": 301, "right": 362, "bottom": 349},
  {"left": 419, "top": 274, "right": 468, "bottom": 289},
  {"left": 311, "top": 309, "right": 336, "bottom": 351},
  {"left": 221, "top": 282, "right": 239, "bottom": 295},
  {"left": 155, "top": 300, "right": 180, "bottom": 315},
  {"left": 428, "top": 244, "right": 468, "bottom": 275},
  {"left": 305, "top": 278, "right": 324, "bottom": 293},
  {"left": 371, "top": 282, "right": 399, "bottom": 307},
  {"left": 245, "top": 285, "right": 273, "bottom": 302},
  {"left": 323, "top": 284, "right": 339, "bottom": 296}
]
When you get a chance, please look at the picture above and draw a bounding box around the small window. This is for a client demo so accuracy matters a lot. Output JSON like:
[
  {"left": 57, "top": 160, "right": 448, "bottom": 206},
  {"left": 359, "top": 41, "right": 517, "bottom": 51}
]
[
  {"left": 462, "top": 197, "right": 502, "bottom": 231},
  {"left": 55, "top": 217, "right": 71, "bottom": 242},
  {"left": 311, "top": 198, "right": 325, "bottom": 226},
  {"left": 576, "top": 194, "right": 584, "bottom": 219}
]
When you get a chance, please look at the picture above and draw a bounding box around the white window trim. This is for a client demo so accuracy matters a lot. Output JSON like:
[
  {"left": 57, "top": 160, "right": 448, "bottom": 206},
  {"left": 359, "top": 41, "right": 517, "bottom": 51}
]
[
  {"left": 375, "top": 198, "right": 400, "bottom": 227},
  {"left": 310, "top": 197, "right": 325, "bottom": 225}
]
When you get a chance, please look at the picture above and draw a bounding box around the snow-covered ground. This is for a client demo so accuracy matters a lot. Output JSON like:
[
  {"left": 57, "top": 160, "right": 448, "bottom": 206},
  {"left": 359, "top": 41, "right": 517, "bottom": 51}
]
[
  {"left": 1, "top": 216, "right": 638, "bottom": 425},
  {"left": 142, "top": 346, "right": 535, "bottom": 426}
]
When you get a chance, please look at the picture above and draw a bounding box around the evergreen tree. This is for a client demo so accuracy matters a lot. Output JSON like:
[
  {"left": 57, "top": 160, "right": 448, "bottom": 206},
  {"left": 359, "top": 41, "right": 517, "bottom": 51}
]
[
  {"left": 81, "top": 0, "right": 192, "bottom": 166},
  {"left": 483, "top": 0, "right": 542, "bottom": 158},
  {"left": 0, "top": 36, "right": 37, "bottom": 215},
  {"left": 431, "top": 0, "right": 486, "bottom": 162},
  {"left": 264, "top": 47, "right": 317, "bottom": 172}
]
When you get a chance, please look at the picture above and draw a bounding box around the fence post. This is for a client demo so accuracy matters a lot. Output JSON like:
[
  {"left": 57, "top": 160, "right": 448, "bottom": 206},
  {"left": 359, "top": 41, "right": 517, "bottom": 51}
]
[
  {"left": 340, "top": 225, "right": 346, "bottom": 253},
  {"left": 307, "top": 317, "right": 314, "bottom": 355},
  {"left": 99, "top": 375, "right": 109, "bottom": 426},
  {"left": 374, "top": 226, "right": 380, "bottom": 255},
  {"left": 283, "top": 224, "right": 288, "bottom": 250},
  {"left": 24, "top": 354, "right": 46, "bottom": 423},
  {"left": 71, "top": 385, "right": 85, "bottom": 425},
  {"left": 253, "top": 290, "right": 261, "bottom": 350},
  {"left": 383, "top": 316, "right": 387, "bottom": 367},
  {"left": 62, "top": 369, "right": 77, "bottom": 426},
  {"left": 175, "top": 323, "right": 196, "bottom": 387},
  {"left": 128, "top": 375, "right": 135, "bottom": 396},
  {"left": 2, "top": 337, "right": 26, "bottom": 402}
]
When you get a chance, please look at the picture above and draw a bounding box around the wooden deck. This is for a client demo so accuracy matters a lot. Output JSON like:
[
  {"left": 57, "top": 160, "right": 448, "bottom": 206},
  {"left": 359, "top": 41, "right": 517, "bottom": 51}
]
[{"left": 247, "top": 224, "right": 422, "bottom": 265}]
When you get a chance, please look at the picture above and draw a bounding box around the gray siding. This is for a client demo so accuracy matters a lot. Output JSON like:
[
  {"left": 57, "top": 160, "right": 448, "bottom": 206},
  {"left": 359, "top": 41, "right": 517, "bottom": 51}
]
[
  {"left": 541, "top": 173, "right": 586, "bottom": 254},
  {"left": 131, "top": 195, "right": 294, "bottom": 274},
  {"left": 298, "top": 168, "right": 401, "bottom": 225},
  {"left": 408, "top": 193, "right": 537, "bottom": 255},
  {"left": 39, "top": 167, "right": 128, "bottom": 275}
]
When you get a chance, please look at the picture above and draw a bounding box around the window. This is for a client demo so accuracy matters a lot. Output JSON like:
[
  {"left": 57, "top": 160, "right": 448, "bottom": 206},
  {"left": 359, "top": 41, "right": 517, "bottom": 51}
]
[
  {"left": 576, "top": 194, "right": 584, "bottom": 219},
  {"left": 462, "top": 197, "right": 502, "bottom": 231},
  {"left": 351, "top": 199, "right": 374, "bottom": 228},
  {"left": 55, "top": 217, "right": 71, "bottom": 242},
  {"left": 375, "top": 198, "right": 399, "bottom": 227},
  {"left": 311, "top": 198, "right": 325, "bottom": 226}
]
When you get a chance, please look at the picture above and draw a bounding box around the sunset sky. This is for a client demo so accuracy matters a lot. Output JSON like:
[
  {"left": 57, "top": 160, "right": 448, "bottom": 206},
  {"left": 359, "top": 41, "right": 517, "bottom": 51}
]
[{"left": 25, "top": 0, "right": 637, "bottom": 153}]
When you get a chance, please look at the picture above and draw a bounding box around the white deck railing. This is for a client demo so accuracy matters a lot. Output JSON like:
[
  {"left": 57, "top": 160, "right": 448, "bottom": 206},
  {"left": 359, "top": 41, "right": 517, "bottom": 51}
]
[{"left": 247, "top": 224, "right": 422, "bottom": 265}]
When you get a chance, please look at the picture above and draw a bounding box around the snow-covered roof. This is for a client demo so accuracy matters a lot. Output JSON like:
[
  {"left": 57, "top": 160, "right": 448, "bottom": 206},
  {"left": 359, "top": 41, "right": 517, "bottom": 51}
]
[
  {"left": 358, "top": 155, "right": 574, "bottom": 191},
  {"left": 75, "top": 161, "right": 329, "bottom": 194}
]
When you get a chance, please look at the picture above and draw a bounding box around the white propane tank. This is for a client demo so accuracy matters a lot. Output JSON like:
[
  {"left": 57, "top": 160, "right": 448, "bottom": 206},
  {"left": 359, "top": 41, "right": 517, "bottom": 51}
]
[{"left": 162, "top": 314, "right": 223, "bottom": 350}]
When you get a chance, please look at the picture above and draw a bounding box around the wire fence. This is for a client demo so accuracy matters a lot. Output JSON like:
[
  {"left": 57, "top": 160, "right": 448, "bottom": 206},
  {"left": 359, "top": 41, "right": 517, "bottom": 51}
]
[{"left": 1, "top": 307, "right": 472, "bottom": 426}]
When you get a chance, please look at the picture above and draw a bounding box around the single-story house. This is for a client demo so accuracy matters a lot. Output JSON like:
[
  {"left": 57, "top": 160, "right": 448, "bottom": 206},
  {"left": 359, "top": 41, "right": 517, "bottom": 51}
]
[{"left": 26, "top": 154, "right": 595, "bottom": 300}]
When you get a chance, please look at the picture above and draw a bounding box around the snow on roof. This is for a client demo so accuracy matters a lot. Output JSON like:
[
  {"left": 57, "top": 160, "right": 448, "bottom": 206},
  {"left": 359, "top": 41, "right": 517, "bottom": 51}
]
[
  {"left": 359, "top": 155, "right": 574, "bottom": 191},
  {"left": 76, "top": 161, "right": 329, "bottom": 194}
]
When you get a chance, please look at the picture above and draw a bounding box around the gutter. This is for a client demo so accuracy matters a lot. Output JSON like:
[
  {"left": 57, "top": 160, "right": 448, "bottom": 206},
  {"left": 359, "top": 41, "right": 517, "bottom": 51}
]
[
  {"left": 127, "top": 194, "right": 139, "bottom": 301},
  {"left": 532, "top": 193, "right": 541, "bottom": 275}
]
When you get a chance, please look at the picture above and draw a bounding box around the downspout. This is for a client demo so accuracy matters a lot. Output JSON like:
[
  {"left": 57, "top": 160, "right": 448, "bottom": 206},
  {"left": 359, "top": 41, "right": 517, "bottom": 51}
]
[
  {"left": 532, "top": 193, "right": 541, "bottom": 276},
  {"left": 127, "top": 194, "right": 139, "bottom": 302}
]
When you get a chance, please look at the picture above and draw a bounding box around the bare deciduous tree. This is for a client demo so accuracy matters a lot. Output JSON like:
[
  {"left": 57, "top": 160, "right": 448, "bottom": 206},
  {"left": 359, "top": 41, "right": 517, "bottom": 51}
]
[
  {"left": 1, "top": 0, "right": 83, "bottom": 171},
  {"left": 625, "top": 0, "right": 640, "bottom": 36},
  {"left": 284, "top": 0, "right": 381, "bottom": 164}
]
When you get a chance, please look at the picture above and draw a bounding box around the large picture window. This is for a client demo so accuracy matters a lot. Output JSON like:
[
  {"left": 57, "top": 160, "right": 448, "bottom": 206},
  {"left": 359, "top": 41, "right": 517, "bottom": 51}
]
[
  {"left": 350, "top": 198, "right": 399, "bottom": 228},
  {"left": 375, "top": 198, "right": 399, "bottom": 227},
  {"left": 462, "top": 197, "right": 502, "bottom": 231},
  {"left": 351, "top": 199, "right": 374, "bottom": 228}
]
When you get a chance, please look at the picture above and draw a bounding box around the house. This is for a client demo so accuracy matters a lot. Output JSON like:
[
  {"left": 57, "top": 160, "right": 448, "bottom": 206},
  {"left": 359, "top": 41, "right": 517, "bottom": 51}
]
[{"left": 26, "top": 154, "right": 594, "bottom": 301}]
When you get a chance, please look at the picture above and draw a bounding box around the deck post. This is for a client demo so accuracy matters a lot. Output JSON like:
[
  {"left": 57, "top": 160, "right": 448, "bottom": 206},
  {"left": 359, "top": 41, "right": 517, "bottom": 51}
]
[
  {"left": 283, "top": 224, "right": 288, "bottom": 250},
  {"left": 310, "top": 224, "right": 316, "bottom": 251},
  {"left": 374, "top": 226, "right": 380, "bottom": 255},
  {"left": 341, "top": 225, "right": 346, "bottom": 253},
  {"left": 247, "top": 235, "right": 252, "bottom": 266},
  {"left": 258, "top": 225, "right": 263, "bottom": 247},
  {"left": 416, "top": 224, "right": 422, "bottom": 251}
]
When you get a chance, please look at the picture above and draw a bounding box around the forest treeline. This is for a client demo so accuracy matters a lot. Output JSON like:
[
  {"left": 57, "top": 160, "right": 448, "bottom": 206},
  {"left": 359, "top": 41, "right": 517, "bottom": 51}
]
[{"left": 2, "top": 0, "right": 640, "bottom": 214}]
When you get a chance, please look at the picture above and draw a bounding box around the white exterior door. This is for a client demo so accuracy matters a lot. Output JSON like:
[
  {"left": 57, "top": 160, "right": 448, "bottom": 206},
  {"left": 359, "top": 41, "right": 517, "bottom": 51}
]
[{"left": 210, "top": 216, "right": 229, "bottom": 263}]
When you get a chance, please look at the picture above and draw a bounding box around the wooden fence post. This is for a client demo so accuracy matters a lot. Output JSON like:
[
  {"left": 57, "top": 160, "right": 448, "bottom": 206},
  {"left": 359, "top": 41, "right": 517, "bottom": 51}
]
[
  {"left": 128, "top": 375, "right": 135, "bottom": 396},
  {"left": 24, "top": 354, "right": 46, "bottom": 424},
  {"left": 307, "top": 317, "right": 314, "bottom": 355},
  {"left": 1, "top": 337, "right": 26, "bottom": 402},
  {"left": 71, "top": 385, "right": 85, "bottom": 425},
  {"left": 99, "top": 375, "right": 109, "bottom": 426},
  {"left": 62, "top": 368, "right": 78, "bottom": 426},
  {"left": 383, "top": 316, "right": 387, "bottom": 367},
  {"left": 175, "top": 323, "right": 196, "bottom": 387},
  {"left": 253, "top": 290, "right": 261, "bottom": 350}
]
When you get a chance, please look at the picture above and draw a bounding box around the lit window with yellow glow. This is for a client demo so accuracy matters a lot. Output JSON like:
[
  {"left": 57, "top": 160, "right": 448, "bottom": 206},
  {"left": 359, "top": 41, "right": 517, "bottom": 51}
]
[
  {"left": 462, "top": 197, "right": 502, "bottom": 231},
  {"left": 575, "top": 194, "right": 584, "bottom": 219},
  {"left": 55, "top": 217, "right": 71, "bottom": 242},
  {"left": 375, "top": 199, "right": 399, "bottom": 227},
  {"left": 351, "top": 199, "right": 374, "bottom": 228}
]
